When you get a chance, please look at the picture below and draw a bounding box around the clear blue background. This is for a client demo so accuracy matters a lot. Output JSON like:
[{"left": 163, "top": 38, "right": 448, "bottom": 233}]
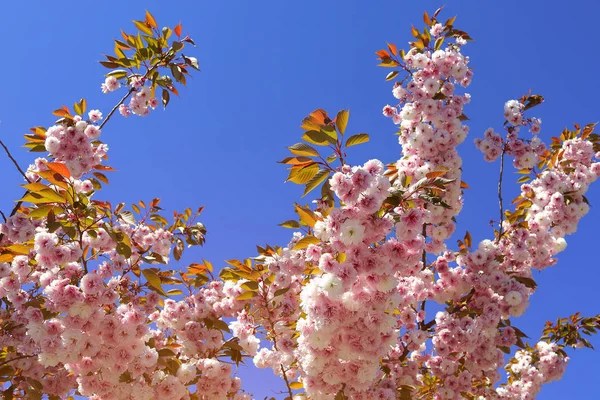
[{"left": 1, "top": 1, "right": 598, "bottom": 398}]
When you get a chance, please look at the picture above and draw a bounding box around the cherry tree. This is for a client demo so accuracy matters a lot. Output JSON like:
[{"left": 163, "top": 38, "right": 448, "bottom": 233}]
[{"left": 0, "top": 7, "right": 599, "bottom": 400}]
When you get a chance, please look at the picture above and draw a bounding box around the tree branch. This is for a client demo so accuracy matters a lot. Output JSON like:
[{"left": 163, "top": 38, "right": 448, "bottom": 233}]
[
  {"left": 0, "top": 209, "right": 6, "bottom": 222},
  {"left": 280, "top": 363, "right": 294, "bottom": 399},
  {"left": 99, "top": 51, "right": 171, "bottom": 130},
  {"left": 99, "top": 87, "right": 135, "bottom": 130},
  {"left": 0, "top": 139, "right": 30, "bottom": 183},
  {"left": 0, "top": 354, "right": 34, "bottom": 368},
  {"left": 0, "top": 53, "right": 174, "bottom": 243},
  {"left": 497, "top": 146, "right": 506, "bottom": 238}
]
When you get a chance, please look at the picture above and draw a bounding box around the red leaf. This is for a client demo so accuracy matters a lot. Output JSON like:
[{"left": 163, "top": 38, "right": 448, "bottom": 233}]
[{"left": 174, "top": 23, "right": 182, "bottom": 37}]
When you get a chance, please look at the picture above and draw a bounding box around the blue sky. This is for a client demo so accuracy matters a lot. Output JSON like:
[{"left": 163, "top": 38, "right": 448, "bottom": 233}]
[{"left": 1, "top": 1, "right": 599, "bottom": 398}]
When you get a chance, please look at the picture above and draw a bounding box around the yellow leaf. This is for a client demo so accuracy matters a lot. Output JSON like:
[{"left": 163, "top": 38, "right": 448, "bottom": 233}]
[
  {"left": 142, "top": 269, "right": 166, "bottom": 296},
  {"left": 292, "top": 235, "right": 320, "bottom": 250},
  {"left": 0, "top": 253, "right": 14, "bottom": 262},
  {"left": 203, "top": 259, "right": 214, "bottom": 272},
  {"left": 303, "top": 170, "right": 330, "bottom": 197},
  {"left": 336, "top": 109, "right": 349, "bottom": 135},
  {"left": 22, "top": 182, "right": 49, "bottom": 193},
  {"left": 28, "top": 205, "right": 59, "bottom": 219},
  {"left": 289, "top": 381, "right": 303, "bottom": 390},
  {"left": 133, "top": 20, "right": 153, "bottom": 35},
  {"left": 20, "top": 189, "right": 65, "bottom": 204},
  {"left": 287, "top": 163, "right": 319, "bottom": 184},
  {"left": 345, "top": 133, "right": 370, "bottom": 148},
  {"left": 235, "top": 291, "right": 258, "bottom": 301},
  {"left": 288, "top": 143, "right": 319, "bottom": 157},
  {"left": 295, "top": 204, "right": 318, "bottom": 228},
  {"left": 386, "top": 71, "right": 399, "bottom": 81},
  {"left": 302, "top": 130, "right": 332, "bottom": 146},
  {"left": 7, "top": 244, "right": 30, "bottom": 254}
]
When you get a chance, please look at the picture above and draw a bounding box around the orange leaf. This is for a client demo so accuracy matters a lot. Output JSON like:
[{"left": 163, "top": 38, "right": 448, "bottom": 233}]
[
  {"left": 387, "top": 43, "right": 397, "bottom": 56},
  {"left": 46, "top": 162, "right": 71, "bottom": 179},
  {"left": 426, "top": 166, "right": 449, "bottom": 179},
  {"left": 52, "top": 109, "right": 69, "bottom": 117},
  {"left": 168, "top": 86, "right": 179, "bottom": 96},
  {"left": 187, "top": 263, "right": 207, "bottom": 275},
  {"left": 93, "top": 165, "right": 115, "bottom": 171},
  {"left": 145, "top": 10, "right": 158, "bottom": 29},
  {"left": 174, "top": 23, "right": 182, "bottom": 37},
  {"left": 375, "top": 49, "right": 391, "bottom": 58}
]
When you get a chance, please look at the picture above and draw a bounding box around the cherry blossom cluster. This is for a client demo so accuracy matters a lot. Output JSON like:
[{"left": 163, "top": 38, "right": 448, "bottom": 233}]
[
  {"left": 40, "top": 112, "right": 106, "bottom": 179},
  {"left": 0, "top": 96, "right": 253, "bottom": 397},
  {"left": 0, "top": 213, "right": 254, "bottom": 399},
  {"left": 383, "top": 40, "right": 473, "bottom": 257},
  {"left": 101, "top": 75, "right": 160, "bottom": 118},
  {"left": 2, "top": 12, "right": 600, "bottom": 400},
  {"left": 118, "top": 85, "right": 160, "bottom": 118},
  {"left": 475, "top": 100, "right": 545, "bottom": 168},
  {"left": 497, "top": 342, "right": 568, "bottom": 399},
  {"left": 240, "top": 27, "right": 600, "bottom": 398}
]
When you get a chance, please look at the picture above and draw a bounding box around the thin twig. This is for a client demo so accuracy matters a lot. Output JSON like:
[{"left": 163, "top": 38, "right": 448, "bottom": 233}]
[
  {"left": 0, "top": 354, "right": 34, "bottom": 368},
  {"left": 0, "top": 139, "right": 30, "bottom": 183},
  {"left": 497, "top": 146, "right": 506, "bottom": 239},
  {"left": 280, "top": 364, "right": 294, "bottom": 399},
  {"left": 99, "top": 52, "right": 170, "bottom": 130},
  {"left": 0, "top": 209, "right": 6, "bottom": 222},
  {"left": 99, "top": 87, "right": 136, "bottom": 130}
]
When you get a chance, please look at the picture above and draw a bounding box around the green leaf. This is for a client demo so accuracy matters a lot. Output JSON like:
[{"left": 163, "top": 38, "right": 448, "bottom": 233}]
[
  {"left": 326, "top": 154, "right": 338, "bottom": 163},
  {"left": 162, "top": 89, "right": 170, "bottom": 108},
  {"left": 99, "top": 61, "right": 120, "bottom": 69},
  {"left": 385, "top": 71, "right": 399, "bottom": 81},
  {"left": 106, "top": 69, "right": 128, "bottom": 79},
  {"left": 345, "top": 133, "right": 370, "bottom": 147},
  {"left": 303, "top": 169, "right": 330, "bottom": 197},
  {"left": 142, "top": 269, "right": 166, "bottom": 296},
  {"left": 241, "top": 281, "right": 259, "bottom": 291},
  {"left": 288, "top": 143, "right": 319, "bottom": 157},
  {"left": 336, "top": 110, "right": 349, "bottom": 135},
  {"left": 302, "top": 130, "right": 333, "bottom": 146},
  {"left": 278, "top": 220, "right": 301, "bottom": 229},
  {"left": 273, "top": 287, "right": 291, "bottom": 297},
  {"left": 434, "top": 37, "right": 445, "bottom": 50},
  {"left": 20, "top": 190, "right": 64, "bottom": 204},
  {"left": 513, "top": 276, "right": 537, "bottom": 290},
  {"left": 235, "top": 291, "right": 258, "bottom": 301},
  {"left": 119, "top": 211, "right": 136, "bottom": 225},
  {"left": 158, "top": 348, "right": 176, "bottom": 357},
  {"left": 172, "top": 41, "right": 184, "bottom": 52},
  {"left": 28, "top": 205, "right": 58, "bottom": 219},
  {"left": 116, "top": 242, "right": 132, "bottom": 258},
  {"left": 279, "top": 156, "right": 313, "bottom": 165},
  {"left": 292, "top": 235, "right": 320, "bottom": 250},
  {"left": 133, "top": 20, "right": 153, "bottom": 35},
  {"left": 320, "top": 125, "right": 338, "bottom": 142}
]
